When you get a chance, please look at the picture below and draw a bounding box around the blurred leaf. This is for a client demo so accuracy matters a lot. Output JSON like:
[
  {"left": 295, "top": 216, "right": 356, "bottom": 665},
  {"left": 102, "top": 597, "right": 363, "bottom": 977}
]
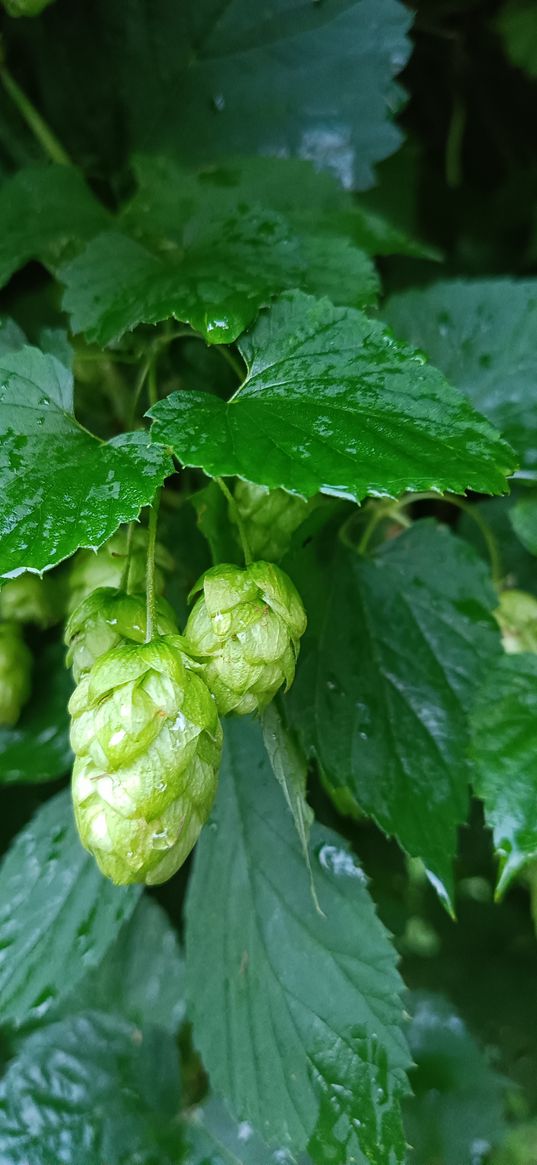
[
  {"left": 0, "top": 790, "right": 140, "bottom": 1026},
  {"left": 186, "top": 1095, "right": 310, "bottom": 1165},
  {"left": 149, "top": 291, "right": 514, "bottom": 504},
  {"left": 186, "top": 718, "right": 410, "bottom": 1162},
  {"left": 0, "top": 1011, "right": 182, "bottom": 1164},
  {"left": 510, "top": 495, "right": 537, "bottom": 555},
  {"left": 405, "top": 992, "right": 506, "bottom": 1165},
  {"left": 385, "top": 279, "right": 537, "bottom": 470},
  {"left": 0, "top": 639, "right": 72, "bottom": 785},
  {"left": 496, "top": 0, "right": 537, "bottom": 79}
]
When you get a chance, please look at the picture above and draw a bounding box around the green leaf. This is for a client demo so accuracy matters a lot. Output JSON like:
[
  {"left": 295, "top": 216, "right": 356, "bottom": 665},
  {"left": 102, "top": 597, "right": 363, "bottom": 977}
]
[
  {"left": 28, "top": 1, "right": 412, "bottom": 189},
  {"left": 186, "top": 718, "right": 411, "bottom": 1163},
  {"left": 384, "top": 279, "right": 537, "bottom": 469},
  {"left": 470, "top": 652, "right": 537, "bottom": 897},
  {"left": 496, "top": 0, "right": 537, "bottom": 79},
  {"left": 0, "top": 344, "right": 172, "bottom": 574},
  {"left": 191, "top": 481, "right": 242, "bottom": 568},
  {"left": 149, "top": 291, "right": 514, "bottom": 506},
  {"left": 0, "top": 164, "right": 109, "bottom": 290},
  {"left": 0, "top": 1010, "right": 182, "bottom": 1165},
  {"left": 405, "top": 992, "right": 506, "bottom": 1165},
  {"left": 60, "top": 161, "right": 379, "bottom": 346},
  {"left": 0, "top": 790, "right": 140, "bottom": 1026},
  {"left": 186, "top": 1096, "right": 310, "bottom": 1165},
  {"left": 261, "top": 701, "right": 318, "bottom": 910},
  {"left": 286, "top": 521, "right": 502, "bottom": 908},
  {"left": 54, "top": 897, "right": 186, "bottom": 1036},
  {"left": 0, "top": 639, "right": 72, "bottom": 785},
  {"left": 510, "top": 494, "right": 537, "bottom": 555}
]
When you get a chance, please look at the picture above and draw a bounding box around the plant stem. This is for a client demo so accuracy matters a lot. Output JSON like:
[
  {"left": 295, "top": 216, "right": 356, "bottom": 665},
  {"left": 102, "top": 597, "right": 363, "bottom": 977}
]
[
  {"left": 119, "top": 523, "right": 134, "bottom": 593},
  {"left": 129, "top": 358, "right": 152, "bottom": 428},
  {"left": 145, "top": 492, "right": 161, "bottom": 642},
  {"left": 395, "top": 491, "right": 503, "bottom": 584},
  {"left": 0, "top": 61, "right": 71, "bottom": 166},
  {"left": 147, "top": 361, "right": 159, "bottom": 409},
  {"left": 216, "top": 476, "right": 252, "bottom": 565},
  {"left": 217, "top": 345, "right": 244, "bottom": 381}
]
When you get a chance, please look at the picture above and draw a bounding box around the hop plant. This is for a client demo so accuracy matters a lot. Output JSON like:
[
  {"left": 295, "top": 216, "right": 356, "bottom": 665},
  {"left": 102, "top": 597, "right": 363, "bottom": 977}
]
[
  {"left": 0, "top": 572, "right": 65, "bottom": 629},
  {"left": 0, "top": 623, "right": 32, "bottom": 727},
  {"left": 495, "top": 589, "right": 537, "bottom": 654},
  {"left": 230, "top": 480, "right": 311, "bottom": 562},
  {"left": 69, "top": 636, "right": 222, "bottom": 885},
  {"left": 67, "top": 527, "right": 173, "bottom": 614},
  {"left": 184, "top": 561, "right": 307, "bottom": 715},
  {"left": 65, "top": 587, "right": 178, "bottom": 683}
]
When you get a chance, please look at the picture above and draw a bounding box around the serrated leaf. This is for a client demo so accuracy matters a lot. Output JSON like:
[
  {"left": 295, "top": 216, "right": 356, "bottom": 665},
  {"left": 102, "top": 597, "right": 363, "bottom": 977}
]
[
  {"left": 261, "top": 701, "right": 318, "bottom": 911},
  {"left": 0, "top": 1011, "right": 181, "bottom": 1165},
  {"left": 510, "top": 494, "right": 537, "bottom": 555},
  {"left": 59, "top": 163, "right": 378, "bottom": 346},
  {"left": 149, "top": 291, "right": 514, "bottom": 504},
  {"left": 186, "top": 718, "right": 410, "bottom": 1163},
  {"left": 405, "top": 992, "right": 506, "bottom": 1165},
  {"left": 186, "top": 1096, "right": 309, "bottom": 1165},
  {"left": 24, "top": 1, "right": 412, "bottom": 190},
  {"left": 0, "top": 164, "right": 109, "bottom": 290},
  {"left": 385, "top": 279, "right": 537, "bottom": 469},
  {"left": 0, "top": 790, "right": 140, "bottom": 1026},
  {"left": 0, "top": 344, "right": 172, "bottom": 574},
  {"left": 470, "top": 652, "right": 537, "bottom": 897},
  {"left": 53, "top": 897, "right": 186, "bottom": 1036},
  {"left": 0, "top": 640, "right": 72, "bottom": 785},
  {"left": 286, "top": 521, "right": 502, "bottom": 907}
]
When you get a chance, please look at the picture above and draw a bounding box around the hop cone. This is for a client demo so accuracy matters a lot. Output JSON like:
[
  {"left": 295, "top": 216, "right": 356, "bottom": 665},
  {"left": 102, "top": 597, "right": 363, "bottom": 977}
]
[
  {"left": 69, "top": 636, "right": 222, "bottom": 885},
  {"left": 231, "top": 481, "right": 311, "bottom": 562},
  {"left": 65, "top": 587, "right": 178, "bottom": 683},
  {"left": 68, "top": 527, "right": 173, "bottom": 614},
  {"left": 0, "top": 623, "right": 32, "bottom": 726},
  {"left": 0, "top": 572, "right": 65, "bottom": 629},
  {"left": 185, "top": 561, "right": 307, "bottom": 715},
  {"left": 495, "top": 589, "right": 537, "bottom": 654}
]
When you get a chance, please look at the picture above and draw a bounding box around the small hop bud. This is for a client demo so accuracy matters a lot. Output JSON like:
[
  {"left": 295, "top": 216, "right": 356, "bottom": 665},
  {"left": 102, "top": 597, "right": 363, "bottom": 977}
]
[
  {"left": 69, "top": 636, "right": 222, "bottom": 885},
  {"left": 495, "top": 589, "right": 537, "bottom": 654},
  {"left": 67, "top": 527, "right": 173, "bottom": 614},
  {"left": 0, "top": 623, "right": 32, "bottom": 727},
  {"left": 184, "top": 561, "right": 307, "bottom": 715},
  {"left": 0, "top": 572, "right": 65, "bottom": 629},
  {"left": 65, "top": 587, "right": 178, "bottom": 683},
  {"left": 230, "top": 481, "right": 311, "bottom": 562}
]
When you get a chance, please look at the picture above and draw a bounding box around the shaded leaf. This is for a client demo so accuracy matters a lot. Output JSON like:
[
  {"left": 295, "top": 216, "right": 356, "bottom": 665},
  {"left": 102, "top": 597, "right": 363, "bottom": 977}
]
[
  {"left": 286, "top": 521, "right": 502, "bottom": 908},
  {"left": 186, "top": 1095, "right": 309, "bottom": 1165},
  {"left": 0, "top": 1011, "right": 181, "bottom": 1165},
  {"left": 385, "top": 279, "right": 537, "bottom": 469},
  {"left": 261, "top": 701, "right": 318, "bottom": 910},
  {"left": 496, "top": 0, "right": 537, "bottom": 79},
  {"left": 470, "top": 652, "right": 537, "bottom": 897},
  {"left": 0, "top": 639, "right": 72, "bottom": 785},
  {"left": 149, "top": 292, "right": 514, "bottom": 504},
  {"left": 186, "top": 718, "right": 410, "bottom": 1162},
  {"left": 510, "top": 494, "right": 537, "bottom": 555},
  {"left": 0, "top": 790, "right": 140, "bottom": 1026},
  {"left": 0, "top": 344, "right": 172, "bottom": 574}
]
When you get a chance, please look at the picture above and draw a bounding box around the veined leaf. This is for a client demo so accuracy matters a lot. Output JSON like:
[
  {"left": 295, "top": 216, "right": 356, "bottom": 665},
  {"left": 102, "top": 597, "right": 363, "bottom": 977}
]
[
  {"left": 149, "top": 291, "right": 514, "bottom": 503},
  {"left": 0, "top": 344, "right": 171, "bottom": 575},
  {"left": 186, "top": 718, "right": 410, "bottom": 1163}
]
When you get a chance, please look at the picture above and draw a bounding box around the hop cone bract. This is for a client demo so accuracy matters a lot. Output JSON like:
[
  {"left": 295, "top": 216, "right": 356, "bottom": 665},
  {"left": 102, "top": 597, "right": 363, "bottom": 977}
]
[
  {"left": 0, "top": 623, "right": 32, "bottom": 726},
  {"left": 185, "top": 561, "right": 307, "bottom": 715},
  {"left": 495, "top": 589, "right": 537, "bottom": 654},
  {"left": 65, "top": 587, "right": 178, "bottom": 682},
  {"left": 69, "top": 636, "right": 222, "bottom": 885},
  {"left": 0, "top": 572, "right": 65, "bottom": 629},
  {"left": 230, "top": 481, "right": 311, "bottom": 562},
  {"left": 68, "top": 527, "right": 173, "bottom": 614}
]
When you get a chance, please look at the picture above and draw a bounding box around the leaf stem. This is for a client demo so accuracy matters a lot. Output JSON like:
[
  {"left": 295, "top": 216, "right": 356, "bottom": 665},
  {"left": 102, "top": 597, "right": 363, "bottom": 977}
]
[
  {"left": 217, "top": 345, "right": 244, "bottom": 381},
  {"left": 0, "top": 60, "right": 71, "bottom": 166},
  {"left": 215, "top": 477, "right": 252, "bottom": 565},
  {"left": 145, "top": 492, "right": 161, "bottom": 642},
  {"left": 119, "top": 523, "right": 134, "bottom": 593},
  {"left": 396, "top": 491, "right": 503, "bottom": 584}
]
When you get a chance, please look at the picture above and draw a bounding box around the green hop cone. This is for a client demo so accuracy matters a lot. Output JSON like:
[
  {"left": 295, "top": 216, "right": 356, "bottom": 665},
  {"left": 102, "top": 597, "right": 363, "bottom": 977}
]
[
  {"left": 0, "top": 623, "right": 32, "bottom": 726},
  {"left": 184, "top": 561, "right": 307, "bottom": 715},
  {"left": 67, "top": 527, "right": 174, "bottom": 614},
  {"left": 230, "top": 481, "right": 311, "bottom": 562},
  {"left": 65, "top": 587, "right": 179, "bottom": 683},
  {"left": 0, "top": 571, "right": 65, "bottom": 629},
  {"left": 495, "top": 588, "right": 537, "bottom": 654},
  {"left": 69, "top": 636, "right": 222, "bottom": 885}
]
